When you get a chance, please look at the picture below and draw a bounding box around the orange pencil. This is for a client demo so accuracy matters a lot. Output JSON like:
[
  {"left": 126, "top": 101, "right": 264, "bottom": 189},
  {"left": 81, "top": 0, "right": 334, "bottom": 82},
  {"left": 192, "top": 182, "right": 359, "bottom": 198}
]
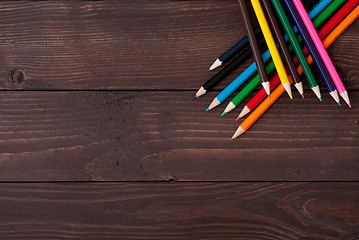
[{"left": 231, "top": 6, "right": 359, "bottom": 139}]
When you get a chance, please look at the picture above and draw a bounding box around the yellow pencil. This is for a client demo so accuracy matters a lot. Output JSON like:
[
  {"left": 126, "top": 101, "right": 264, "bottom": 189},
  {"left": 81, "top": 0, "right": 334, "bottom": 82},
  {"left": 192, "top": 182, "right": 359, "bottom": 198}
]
[
  {"left": 231, "top": 7, "right": 358, "bottom": 139},
  {"left": 250, "top": 0, "right": 292, "bottom": 99}
]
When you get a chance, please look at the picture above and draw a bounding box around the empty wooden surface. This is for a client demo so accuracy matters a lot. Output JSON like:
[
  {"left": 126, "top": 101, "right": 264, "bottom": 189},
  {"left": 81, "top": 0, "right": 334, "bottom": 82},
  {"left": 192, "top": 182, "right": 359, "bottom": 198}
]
[
  {"left": 0, "top": 1, "right": 358, "bottom": 239},
  {"left": 1, "top": 182, "right": 358, "bottom": 240}
]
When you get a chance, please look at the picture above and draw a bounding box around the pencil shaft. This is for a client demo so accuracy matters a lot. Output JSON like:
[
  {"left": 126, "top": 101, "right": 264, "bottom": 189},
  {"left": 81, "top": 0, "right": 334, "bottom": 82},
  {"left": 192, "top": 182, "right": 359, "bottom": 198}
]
[
  {"left": 228, "top": 0, "right": 337, "bottom": 110},
  {"left": 292, "top": 0, "right": 347, "bottom": 94},
  {"left": 250, "top": 0, "right": 291, "bottom": 92},
  {"left": 261, "top": 0, "right": 301, "bottom": 87},
  {"left": 287, "top": 0, "right": 345, "bottom": 53},
  {"left": 271, "top": 0, "right": 317, "bottom": 89},
  {"left": 212, "top": 0, "right": 334, "bottom": 105},
  {"left": 238, "top": 0, "right": 269, "bottom": 85},
  {"left": 202, "top": 42, "right": 259, "bottom": 91},
  {"left": 283, "top": 0, "right": 336, "bottom": 93},
  {"left": 231, "top": 61, "right": 275, "bottom": 108},
  {"left": 213, "top": 0, "right": 329, "bottom": 71},
  {"left": 241, "top": 1, "right": 354, "bottom": 118},
  {"left": 220, "top": 27, "right": 262, "bottom": 63},
  {"left": 297, "top": 0, "right": 358, "bottom": 61},
  {"left": 284, "top": 0, "right": 333, "bottom": 41},
  {"left": 235, "top": 9, "right": 358, "bottom": 136}
]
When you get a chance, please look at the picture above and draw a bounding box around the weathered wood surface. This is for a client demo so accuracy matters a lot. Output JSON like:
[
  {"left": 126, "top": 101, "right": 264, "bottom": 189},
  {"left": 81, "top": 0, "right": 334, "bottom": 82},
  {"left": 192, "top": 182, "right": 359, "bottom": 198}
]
[
  {"left": 0, "top": 1, "right": 358, "bottom": 238},
  {"left": 0, "top": 91, "right": 357, "bottom": 181},
  {"left": 0, "top": 182, "right": 358, "bottom": 240},
  {"left": 0, "top": 1, "right": 357, "bottom": 90}
]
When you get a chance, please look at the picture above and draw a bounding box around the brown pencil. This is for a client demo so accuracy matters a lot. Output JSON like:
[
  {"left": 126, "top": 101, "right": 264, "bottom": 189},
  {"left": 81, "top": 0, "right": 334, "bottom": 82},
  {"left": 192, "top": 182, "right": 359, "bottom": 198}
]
[
  {"left": 238, "top": 0, "right": 271, "bottom": 97},
  {"left": 261, "top": 0, "right": 304, "bottom": 98}
]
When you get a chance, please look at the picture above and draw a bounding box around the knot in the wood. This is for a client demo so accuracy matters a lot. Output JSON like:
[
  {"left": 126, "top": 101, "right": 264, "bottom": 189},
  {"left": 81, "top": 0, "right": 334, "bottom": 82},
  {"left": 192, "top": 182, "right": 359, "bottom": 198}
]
[{"left": 8, "top": 69, "right": 24, "bottom": 84}]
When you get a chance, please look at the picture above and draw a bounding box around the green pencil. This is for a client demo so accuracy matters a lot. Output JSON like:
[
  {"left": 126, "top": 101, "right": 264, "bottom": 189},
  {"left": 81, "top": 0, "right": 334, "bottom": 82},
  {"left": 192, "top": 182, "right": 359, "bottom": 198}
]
[
  {"left": 222, "top": 61, "right": 275, "bottom": 115},
  {"left": 221, "top": 0, "right": 342, "bottom": 115},
  {"left": 272, "top": 0, "right": 321, "bottom": 100},
  {"left": 288, "top": 0, "right": 347, "bottom": 50}
]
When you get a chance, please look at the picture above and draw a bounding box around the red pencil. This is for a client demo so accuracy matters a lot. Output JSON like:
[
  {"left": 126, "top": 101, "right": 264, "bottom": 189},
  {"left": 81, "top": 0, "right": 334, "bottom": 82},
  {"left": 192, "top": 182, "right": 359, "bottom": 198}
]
[
  {"left": 237, "top": 0, "right": 355, "bottom": 120},
  {"left": 237, "top": 73, "right": 281, "bottom": 120}
]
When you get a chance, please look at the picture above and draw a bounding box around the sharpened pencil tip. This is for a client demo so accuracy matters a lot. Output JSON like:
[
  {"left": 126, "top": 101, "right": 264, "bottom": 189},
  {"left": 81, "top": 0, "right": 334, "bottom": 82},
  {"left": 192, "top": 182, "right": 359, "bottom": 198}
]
[
  {"left": 338, "top": 101, "right": 341, "bottom": 106},
  {"left": 230, "top": 138, "right": 234, "bottom": 141},
  {"left": 268, "top": 94, "right": 271, "bottom": 99},
  {"left": 289, "top": 93, "right": 293, "bottom": 99},
  {"left": 221, "top": 112, "right": 226, "bottom": 117},
  {"left": 206, "top": 69, "right": 211, "bottom": 72},
  {"left": 348, "top": 102, "right": 352, "bottom": 108},
  {"left": 236, "top": 116, "right": 240, "bottom": 121},
  {"left": 192, "top": 94, "right": 197, "bottom": 100},
  {"left": 300, "top": 93, "right": 304, "bottom": 99},
  {"left": 206, "top": 107, "right": 209, "bottom": 112},
  {"left": 319, "top": 97, "right": 322, "bottom": 102}
]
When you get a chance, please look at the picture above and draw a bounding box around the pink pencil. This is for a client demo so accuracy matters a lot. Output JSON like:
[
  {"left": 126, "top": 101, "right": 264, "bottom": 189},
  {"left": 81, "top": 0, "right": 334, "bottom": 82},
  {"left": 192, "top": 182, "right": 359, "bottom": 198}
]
[{"left": 292, "top": 0, "right": 351, "bottom": 108}]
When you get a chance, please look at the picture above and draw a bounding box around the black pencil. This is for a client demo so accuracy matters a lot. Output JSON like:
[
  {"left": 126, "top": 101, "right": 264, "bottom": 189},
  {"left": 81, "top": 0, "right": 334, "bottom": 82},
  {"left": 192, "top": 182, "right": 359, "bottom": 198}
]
[
  {"left": 194, "top": 37, "right": 266, "bottom": 99},
  {"left": 238, "top": 0, "right": 271, "bottom": 97},
  {"left": 207, "top": 0, "right": 317, "bottom": 72},
  {"left": 261, "top": 0, "right": 304, "bottom": 98}
]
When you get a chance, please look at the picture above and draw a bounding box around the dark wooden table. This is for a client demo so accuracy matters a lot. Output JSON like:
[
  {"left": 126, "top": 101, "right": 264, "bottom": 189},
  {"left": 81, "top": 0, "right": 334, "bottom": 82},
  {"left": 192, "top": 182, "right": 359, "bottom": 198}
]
[{"left": 0, "top": 1, "right": 358, "bottom": 239}]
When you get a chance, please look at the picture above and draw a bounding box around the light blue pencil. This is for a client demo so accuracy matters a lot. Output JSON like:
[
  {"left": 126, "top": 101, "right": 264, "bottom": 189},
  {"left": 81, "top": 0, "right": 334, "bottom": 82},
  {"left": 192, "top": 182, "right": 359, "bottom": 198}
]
[{"left": 206, "top": 0, "right": 334, "bottom": 111}]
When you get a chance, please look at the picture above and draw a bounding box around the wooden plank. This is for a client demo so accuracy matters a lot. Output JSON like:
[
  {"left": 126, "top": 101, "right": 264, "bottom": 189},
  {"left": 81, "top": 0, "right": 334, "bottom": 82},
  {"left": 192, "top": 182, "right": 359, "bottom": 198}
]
[
  {"left": 0, "top": 90, "right": 358, "bottom": 181},
  {"left": 0, "top": 1, "right": 357, "bottom": 90},
  {"left": 0, "top": 182, "right": 358, "bottom": 239}
]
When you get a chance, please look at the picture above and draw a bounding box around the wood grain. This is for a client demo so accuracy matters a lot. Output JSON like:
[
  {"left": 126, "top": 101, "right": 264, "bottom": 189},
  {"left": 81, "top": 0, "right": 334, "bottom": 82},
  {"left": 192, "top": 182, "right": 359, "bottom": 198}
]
[
  {"left": 0, "top": 182, "right": 358, "bottom": 240},
  {"left": 0, "top": 1, "right": 356, "bottom": 90},
  {"left": 0, "top": 90, "right": 357, "bottom": 181}
]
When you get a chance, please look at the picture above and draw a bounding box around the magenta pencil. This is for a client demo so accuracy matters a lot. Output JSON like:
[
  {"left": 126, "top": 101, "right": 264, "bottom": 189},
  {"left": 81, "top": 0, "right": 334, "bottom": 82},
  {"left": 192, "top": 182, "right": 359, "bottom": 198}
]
[{"left": 292, "top": 0, "right": 351, "bottom": 107}]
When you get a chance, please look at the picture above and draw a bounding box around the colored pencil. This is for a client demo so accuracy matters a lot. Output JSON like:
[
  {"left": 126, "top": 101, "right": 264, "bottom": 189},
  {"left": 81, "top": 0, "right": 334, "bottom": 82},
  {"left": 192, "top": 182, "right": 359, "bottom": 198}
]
[
  {"left": 221, "top": 0, "right": 340, "bottom": 115},
  {"left": 301, "top": 0, "right": 358, "bottom": 59},
  {"left": 207, "top": 0, "right": 326, "bottom": 71},
  {"left": 209, "top": 0, "right": 335, "bottom": 111},
  {"left": 194, "top": 37, "right": 265, "bottom": 99},
  {"left": 261, "top": 0, "right": 303, "bottom": 98},
  {"left": 237, "top": 72, "right": 282, "bottom": 120},
  {"left": 283, "top": 0, "right": 340, "bottom": 105},
  {"left": 206, "top": 45, "right": 273, "bottom": 111},
  {"left": 287, "top": 0, "right": 346, "bottom": 51},
  {"left": 238, "top": 0, "right": 271, "bottom": 96},
  {"left": 207, "top": 27, "right": 262, "bottom": 72},
  {"left": 285, "top": 0, "right": 334, "bottom": 42},
  {"left": 221, "top": 61, "right": 275, "bottom": 116},
  {"left": 250, "top": 0, "right": 293, "bottom": 98},
  {"left": 237, "top": 1, "right": 356, "bottom": 119},
  {"left": 292, "top": 0, "right": 351, "bottom": 107},
  {"left": 272, "top": 0, "right": 321, "bottom": 101},
  {"left": 231, "top": 8, "right": 358, "bottom": 139}
]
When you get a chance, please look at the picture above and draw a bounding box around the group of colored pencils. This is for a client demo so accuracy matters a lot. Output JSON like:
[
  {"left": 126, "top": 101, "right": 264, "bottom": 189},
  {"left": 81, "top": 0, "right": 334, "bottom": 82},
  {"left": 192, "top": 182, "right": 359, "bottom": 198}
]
[{"left": 194, "top": 0, "right": 358, "bottom": 139}]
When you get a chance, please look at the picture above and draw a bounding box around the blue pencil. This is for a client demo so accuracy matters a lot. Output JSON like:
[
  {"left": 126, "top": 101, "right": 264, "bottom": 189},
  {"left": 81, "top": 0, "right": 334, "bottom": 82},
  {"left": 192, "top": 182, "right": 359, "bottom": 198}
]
[
  {"left": 207, "top": 0, "right": 333, "bottom": 72},
  {"left": 207, "top": 49, "right": 273, "bottom": 111},
  {"left": 206, "top": 0, "right": 334, "bottom": 111},
  {"left": 282, "top": 0, "right": 340, "bottom": 105}
]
